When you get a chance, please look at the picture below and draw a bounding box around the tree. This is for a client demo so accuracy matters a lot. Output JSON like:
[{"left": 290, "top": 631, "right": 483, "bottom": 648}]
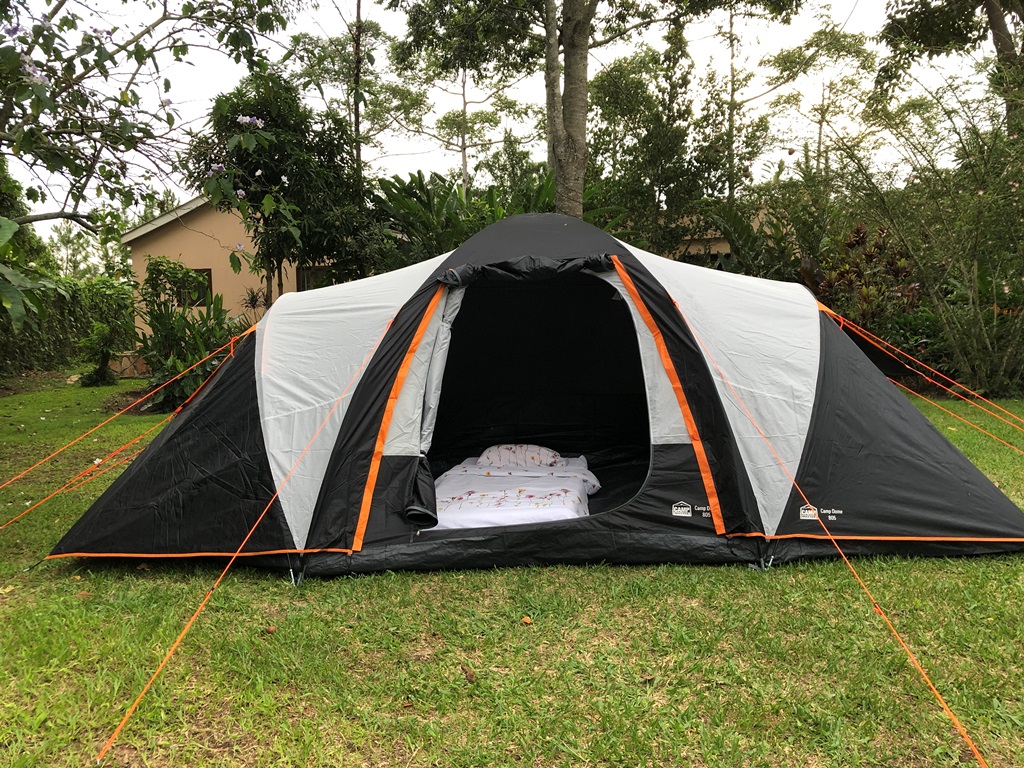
[
  {"left": 0, "top": 0, "right": 288, "bottom": 329},
  {"left": 879, "top": 0, "right": 1024, "bottom": 133},
  {"left": 832, "top": 74, "right": 1024, "bottom": 394},
  {"left": 184, "top": 71, "right": 391, "bottom": 302},
  {"left": 0, "top": 0, "right": 288, "bottom": 230},
  {"left": 288, "top": 19, "right": 431, "bottom": 192},
  {"left": 389, "top": 0, "right": 799, "bottom": 218},
  {"left": 585, "top": 28, "right": 771, "bottom": 254}
]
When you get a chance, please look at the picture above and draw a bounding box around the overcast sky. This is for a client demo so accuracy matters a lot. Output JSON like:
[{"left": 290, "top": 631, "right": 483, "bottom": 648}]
[{"left": 152, "top": 0, "right": 893, "bottom": 182}]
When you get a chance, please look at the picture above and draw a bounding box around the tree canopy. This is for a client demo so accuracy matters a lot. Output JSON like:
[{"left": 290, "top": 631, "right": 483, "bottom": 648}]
[{"left": 184, "top": 71, "right": 394, "bottom": 303}]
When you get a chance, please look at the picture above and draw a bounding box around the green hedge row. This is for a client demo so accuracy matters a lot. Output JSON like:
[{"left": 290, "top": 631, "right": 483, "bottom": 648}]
[{"left": 0, "top": 277, "right": 134, "bottom": 378}]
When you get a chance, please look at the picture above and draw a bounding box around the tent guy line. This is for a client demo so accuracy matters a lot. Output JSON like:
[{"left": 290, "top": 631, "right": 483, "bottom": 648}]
[
  {"left": 892, "top": 379, "right": 1024, "bottom": 456},
  {"left": 835, "top": 311, "right": 1024, "bottom": 431},
  {"left": 95, "top": 311, "right": 395, "bottom": 763},
  {"left": 0, "top": 329, "right": 253, "bottom": 496},
  {"left": 669, "top": 298, "right": 992, "bottom": 767}
]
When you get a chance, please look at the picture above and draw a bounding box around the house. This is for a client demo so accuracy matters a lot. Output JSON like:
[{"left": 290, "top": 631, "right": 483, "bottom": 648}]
[{"left": 120, "top": 196, "right": 332, "bottom": 317}]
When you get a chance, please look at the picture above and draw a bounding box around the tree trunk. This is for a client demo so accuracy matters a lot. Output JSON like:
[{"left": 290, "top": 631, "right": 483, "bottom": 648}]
[
  {"left": 353, "top": 0, "right": 365, "bottom": 206},
  {"left": 981, "top": 0, "right": 1024, "bottom": 134},
  {"left": 459, "top": 69, "right": 470, "bottom": 198},
  {"left": 544, "top": 0, "right": 598, "bottom": 218}
]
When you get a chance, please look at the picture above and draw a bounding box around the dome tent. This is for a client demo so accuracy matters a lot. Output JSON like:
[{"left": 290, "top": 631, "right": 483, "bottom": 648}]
[{"left": 50, "top": 213, "right": 1024, "bottom": 575}]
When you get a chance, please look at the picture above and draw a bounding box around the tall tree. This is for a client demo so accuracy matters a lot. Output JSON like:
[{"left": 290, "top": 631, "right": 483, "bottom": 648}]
[
  {"left": 0, "top": 0, "right": 288, "bottom": 328},
  {"left": 184, "top": 72, "right": 390, "bottom": 303},
  {"left": 0, "top": 0, "right": 288, "bottom": 230},
  {"left": 879, "top": 0, "right": 1024, "bottom": 133},
  {"left": 389, "top": 0, "right": 799, "bottom": 218}
]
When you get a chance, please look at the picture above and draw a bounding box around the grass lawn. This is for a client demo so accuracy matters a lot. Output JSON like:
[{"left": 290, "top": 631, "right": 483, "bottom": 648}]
[{"left": 1, "top": 372, "right": 1023, "bottom": 767}]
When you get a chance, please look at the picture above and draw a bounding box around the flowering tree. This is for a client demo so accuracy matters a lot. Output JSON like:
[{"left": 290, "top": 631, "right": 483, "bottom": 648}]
[
  {"left": 184, "top": 72, "right": 392, "bottom": 303},
  {"left": 0, "top": 0, "right": 288, "bottom": 327}
]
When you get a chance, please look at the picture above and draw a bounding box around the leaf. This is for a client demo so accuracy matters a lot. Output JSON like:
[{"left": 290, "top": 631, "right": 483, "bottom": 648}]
[
  {"left": 0, "top": 279, "right": 28, "bottom": 330},
  {"left": 229, "top": 250, "right": 241, "bottom": 274},
  {"left": 0, "top": 216, "right": 19, "bottom": 247}
]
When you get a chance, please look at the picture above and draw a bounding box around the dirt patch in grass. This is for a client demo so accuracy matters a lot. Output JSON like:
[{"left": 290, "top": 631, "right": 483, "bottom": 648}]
[
  {"left": 101, "top": 388, "right": 156, "bottom": 416},
  {"left": 0, "top": 371, "right": 71, "bottom": 397}
]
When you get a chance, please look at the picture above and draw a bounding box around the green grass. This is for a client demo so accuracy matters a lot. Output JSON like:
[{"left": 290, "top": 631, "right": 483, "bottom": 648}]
[{"left": 1, "top": 374, "right": 1023, "bottom": 767}]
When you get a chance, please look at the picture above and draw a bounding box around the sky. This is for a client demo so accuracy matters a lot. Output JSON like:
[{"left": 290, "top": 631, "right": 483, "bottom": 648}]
[
  {"left": 17, "top": 0, "right": 957, "bottom": 234},
  {"left": 138, "top": 0, "right": 895, "bottom": 185}
]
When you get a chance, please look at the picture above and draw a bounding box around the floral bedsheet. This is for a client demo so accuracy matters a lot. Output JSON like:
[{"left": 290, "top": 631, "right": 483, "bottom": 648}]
[{"left": 433, "top": 461, "right": 601, "bottom": 530}]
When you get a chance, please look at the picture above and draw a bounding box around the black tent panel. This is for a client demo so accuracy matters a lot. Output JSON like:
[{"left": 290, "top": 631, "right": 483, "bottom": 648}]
[
  {"left": 614, "top": 253, "right": 763, "bottom": 536},
  {"left": 303, "top": 281, "right": 443, "bottom": 552},
  {"left": 50, "top": 335, "right": 293, "bottom": 557},
  {"left": 774, "top": 314, "right": 1024, "bottom": 548}
]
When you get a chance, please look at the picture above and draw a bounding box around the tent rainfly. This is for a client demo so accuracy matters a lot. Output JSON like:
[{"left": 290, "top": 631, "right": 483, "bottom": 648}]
[{"left": 50, "top": 214, "right": 1024, "bottom": 575}]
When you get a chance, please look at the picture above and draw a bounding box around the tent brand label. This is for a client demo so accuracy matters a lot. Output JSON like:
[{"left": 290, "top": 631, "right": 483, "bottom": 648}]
[
  {"left": 799, "top": 504, "right": 818, "bottom": 520},
  {"left": 672, "top": 502, "right": 692, "bottom": 517}
]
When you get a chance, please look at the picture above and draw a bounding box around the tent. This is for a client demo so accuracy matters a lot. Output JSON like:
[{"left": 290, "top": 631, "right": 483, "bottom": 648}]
[{"left": 50, "top": 213, "right": 1024, "bottom": 575}]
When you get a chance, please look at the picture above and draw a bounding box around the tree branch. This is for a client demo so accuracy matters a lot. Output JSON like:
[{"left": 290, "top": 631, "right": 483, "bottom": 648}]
[
  {"left": 14, "top": 210, "right": 98, "bottom": 232},
  {"left": 590, "top": 13, "right": 680, "bottom": 49}
]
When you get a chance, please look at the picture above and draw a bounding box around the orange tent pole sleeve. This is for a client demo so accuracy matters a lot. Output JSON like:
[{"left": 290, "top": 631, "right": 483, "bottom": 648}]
[
  {"left": 610, "top": 256, "right": 725, "bottom": 535},
  {"left": 351, "top": 285, "right": 446, "bottom": 552}
]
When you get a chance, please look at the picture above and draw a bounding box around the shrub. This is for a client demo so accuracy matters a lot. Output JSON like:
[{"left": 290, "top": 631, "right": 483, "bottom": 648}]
[
  {"left": 0, "top": 276, "right": 134, "bottom": 378},
  {"left": 136, "top": 256, "right": 246, "bottom": 412}
]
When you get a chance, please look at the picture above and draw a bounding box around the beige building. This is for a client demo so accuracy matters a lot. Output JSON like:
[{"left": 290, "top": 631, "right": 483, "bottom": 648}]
[{"left": 121, "top": 196, "right": 306, "bottom": 318}]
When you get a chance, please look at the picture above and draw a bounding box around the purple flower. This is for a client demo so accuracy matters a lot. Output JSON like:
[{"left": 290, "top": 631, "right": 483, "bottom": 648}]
[
  {"left": 236, "top": 115, "right": 265, "bottom": 129},
  {"left": 236, "top": 189, "right": 246, "bottom": 199},
  {"left": 160, "top": 98, "right": 172, "bottom": 107},
  {"left": 5, "top": 24, "right": 22, "bottom": 37}
]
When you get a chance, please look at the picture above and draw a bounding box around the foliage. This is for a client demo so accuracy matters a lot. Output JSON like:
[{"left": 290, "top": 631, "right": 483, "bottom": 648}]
[
  {"left": 136, "top": 256, "right": 243, "bottom": 412},
  {"left": 0, "top": 156, "right": 53, "bottom": 330},
  {"left": 838, "top": 76, "right": 1024, "bottom": 395},
  {"left": 76, "top": 278, "right": 136, "bottom": 387},
  {"left": 288, "top": 27, "right": 430, "bottom": 150},
  {"left": 376, "top": 170, "right": 628, "bottom": 265},
  {"left": 0, "top": 0, "right": 288, "bottom": 233},
  {"left": 184, "top": 71, "right": 391, "bottom": 302},
  {"left": 878, "top": 1, "right": 1024, "bottom": 131},
  {"left": 0, "top": 276, "right": 132, "bottom": 377},
  {"left": 817, "top": 224, "right": 937, "bottom": 351}
]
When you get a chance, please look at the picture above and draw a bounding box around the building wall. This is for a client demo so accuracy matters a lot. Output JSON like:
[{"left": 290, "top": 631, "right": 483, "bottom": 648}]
[{"left": 127, "top": 203, "right": 298, "bottom": 319}]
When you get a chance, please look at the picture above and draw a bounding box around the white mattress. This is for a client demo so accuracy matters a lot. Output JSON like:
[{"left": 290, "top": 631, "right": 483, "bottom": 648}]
[{"left": 434, "top": 460, "right": 601, "bottom": 530}]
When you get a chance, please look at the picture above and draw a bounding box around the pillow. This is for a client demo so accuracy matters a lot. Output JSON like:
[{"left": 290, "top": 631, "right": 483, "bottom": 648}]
[{"left": 477, "top": 444, "right": 561, "bottom": 468}]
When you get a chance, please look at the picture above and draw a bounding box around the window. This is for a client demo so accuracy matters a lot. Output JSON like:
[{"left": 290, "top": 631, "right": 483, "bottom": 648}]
[
  {"left": 297, "top": 266, "right": 336, "bottom": 292},
  {"left": 175, "top": 269, "right": 213, "bottom": 307}
]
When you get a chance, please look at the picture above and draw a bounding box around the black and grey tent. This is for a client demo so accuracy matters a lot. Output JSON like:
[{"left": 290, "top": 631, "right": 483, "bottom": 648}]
[{"left": 50, "top": 214, "right": 1024, "bottom": 574}]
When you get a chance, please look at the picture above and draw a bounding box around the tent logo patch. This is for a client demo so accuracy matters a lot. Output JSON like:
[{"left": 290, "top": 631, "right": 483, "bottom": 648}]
[
  {"left": 799, "top": 504, "right": 818, "bottom": 520},
  {"left": 672, "top": 501, "right": 692, "bottom": 517}
]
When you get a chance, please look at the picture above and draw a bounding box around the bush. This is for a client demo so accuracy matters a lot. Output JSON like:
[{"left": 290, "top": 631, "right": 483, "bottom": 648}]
[
  {"left": 137, "top": 256, "right": 246, "bottom": 412},
  {"left": 0, "top": 276, "right": 134, "bottom": 378}
]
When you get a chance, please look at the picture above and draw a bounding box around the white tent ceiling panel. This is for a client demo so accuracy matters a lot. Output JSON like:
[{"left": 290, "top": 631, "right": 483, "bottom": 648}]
[{"left": 255, "top": 255, "right": 447, "bottom": 550}]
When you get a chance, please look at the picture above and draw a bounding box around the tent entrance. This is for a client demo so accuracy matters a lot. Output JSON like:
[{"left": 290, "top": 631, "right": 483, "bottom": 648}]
[{"left": 427, "top": 271, "right": 650, "bottom": 512}]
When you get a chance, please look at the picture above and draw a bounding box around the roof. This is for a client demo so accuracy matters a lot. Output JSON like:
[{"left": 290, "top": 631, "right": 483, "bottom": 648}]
[{"left": 120, "top": 195, "right": 208, "bottom": 245}]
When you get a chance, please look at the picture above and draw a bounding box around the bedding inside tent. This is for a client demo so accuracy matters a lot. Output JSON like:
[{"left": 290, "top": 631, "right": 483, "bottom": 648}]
[
  {"left": 427, "top": 272, "right": 650, "bottom": 517},
  {"left": 433, "top": 452, "right": 601, "bottom": 529}
]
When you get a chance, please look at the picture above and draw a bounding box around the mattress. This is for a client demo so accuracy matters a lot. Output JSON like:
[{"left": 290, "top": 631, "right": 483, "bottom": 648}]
[{"left": 434, "top": 459, "right": 601, "bottom": 530}]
